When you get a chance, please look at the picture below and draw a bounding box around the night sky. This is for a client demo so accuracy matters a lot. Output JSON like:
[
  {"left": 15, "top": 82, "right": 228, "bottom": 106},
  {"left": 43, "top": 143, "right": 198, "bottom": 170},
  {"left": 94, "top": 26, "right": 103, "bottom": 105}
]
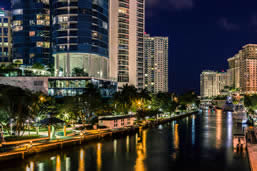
[{"left": 1, "top": 0, "right": 257, "bottom": 94}]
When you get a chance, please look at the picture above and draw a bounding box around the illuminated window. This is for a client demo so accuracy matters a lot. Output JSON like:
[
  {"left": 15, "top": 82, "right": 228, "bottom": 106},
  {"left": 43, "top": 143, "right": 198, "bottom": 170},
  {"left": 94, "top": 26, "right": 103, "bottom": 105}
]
[
  {"left": 13, "top": 26, "right": 23, "bottom": 32},
  {"left": 37, "top": 42, "right": 50, "bottom": 48},
  {"left": 12, "top": 9, "right": 23, "bottom": 15},
  {"left": 30, "top": 53, "right": 35, "bottom": 58},
  {"left": 29, "top": 31, "right": 35, "bottom": 37},
  {"left": 118, "top": 8, "right": 128, "bottom": 14},
  {"left": 58, "top": 16, "right": 69, "bottom": 22},
  {"left": 92, "top": 31, "right": 98, "bottom": 38},
  {"left": 37, "top": 42, "right": 43, "bottom": 47},
  {"left": 13, "top": 20, "right": 22, "bottom": 26}
]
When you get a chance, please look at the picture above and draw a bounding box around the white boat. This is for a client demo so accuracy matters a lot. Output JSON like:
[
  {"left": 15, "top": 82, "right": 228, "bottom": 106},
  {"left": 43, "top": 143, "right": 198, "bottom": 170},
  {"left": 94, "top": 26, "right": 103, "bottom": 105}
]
[{"left": 233, "top": 104, "right": 248, "bottom": 124}]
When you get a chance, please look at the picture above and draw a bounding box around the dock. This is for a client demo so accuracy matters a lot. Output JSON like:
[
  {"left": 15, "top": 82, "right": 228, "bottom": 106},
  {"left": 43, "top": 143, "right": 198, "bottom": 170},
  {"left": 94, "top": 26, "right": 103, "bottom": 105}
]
[{"left": 0, "top": 111, "right": 198, "bottom": 162}]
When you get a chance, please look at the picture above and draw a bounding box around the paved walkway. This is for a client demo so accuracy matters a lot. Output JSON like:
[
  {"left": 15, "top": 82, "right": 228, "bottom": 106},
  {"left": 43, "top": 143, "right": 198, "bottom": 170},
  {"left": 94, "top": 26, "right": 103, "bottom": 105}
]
[{"left": 247, "top": 144, "right": 257, "bottom": 171}]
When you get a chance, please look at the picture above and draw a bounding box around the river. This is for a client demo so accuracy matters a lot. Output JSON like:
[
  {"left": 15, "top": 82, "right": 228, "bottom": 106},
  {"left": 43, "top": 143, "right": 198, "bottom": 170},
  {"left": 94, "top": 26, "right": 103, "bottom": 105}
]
[{"left": 0, "top": 110, "right": 250, "bottom": 171}]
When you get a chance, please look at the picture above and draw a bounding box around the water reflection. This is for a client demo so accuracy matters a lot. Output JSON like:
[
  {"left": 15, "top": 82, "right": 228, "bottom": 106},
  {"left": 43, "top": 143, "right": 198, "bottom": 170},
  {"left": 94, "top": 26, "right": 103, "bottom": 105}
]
[
  {"left": 97, "top": 143, "right": 102, "bottom": 171},
  {"left": 0, "top": 112, "right": 250, "bottom": 171},
  {"left": 192, "top": 115, "right": 196, "bottom": 145},
  {"left": 134, "top": 130, "right": 147, "bottom": 171},
  {"left": 126, "top": 135, "right": 130, "bottom": 153},
  {"left": 38, "top": 163, "right": 44, "bottom": 171},
  {"left": 216, "top": 110, "right": 222, "bottom": 149},
  {"left": 26, "top": 161, "right": 34, "bottom": 171},
  {"left": 56, "top": 155, "right": 61, "bottom": 171},
  {"left": 113, "top": 139, "right": 117, "bottom": 158},
  {"left": 79, "top": 148, "right": 85, "bottom": 171},
  {"left": 174, "top": 124, "right": 179, "bottom": 150}
]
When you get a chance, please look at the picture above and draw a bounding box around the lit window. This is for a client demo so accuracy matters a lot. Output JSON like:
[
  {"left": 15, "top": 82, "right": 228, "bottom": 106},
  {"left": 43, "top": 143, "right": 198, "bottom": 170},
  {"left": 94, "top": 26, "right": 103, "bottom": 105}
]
[
  {"left": 37, "top": 42, "right": 50, "bottom": 48},
  {"left": 13, "top": 20, "right": 22, "bottom": 26},
  {"left": 92, "top": 31, "right": 98, "bottom": 38},
  {"left": 37, "top": 42, "right": 43, "bottom": 47},
  {"left": 12, "top": 9, "right": 23, "bottom": 15},
  {"left": 13, "top": 26, "right": 23, "bottom": 32},
  {"left": 30, "top": 53, "right": 35, "bottom": 58},
  {"left": 118, "top": 8, "right": 128, "bottom": 14},
  {"left": 29, "top": 31, "right": 35, "bottom": 37}
]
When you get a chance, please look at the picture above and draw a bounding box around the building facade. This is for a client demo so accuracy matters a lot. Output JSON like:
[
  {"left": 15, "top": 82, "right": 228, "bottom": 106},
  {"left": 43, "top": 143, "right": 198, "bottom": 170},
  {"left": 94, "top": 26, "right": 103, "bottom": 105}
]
[
  {"left": 52, "top": 0, "right": 109, "bottom": 79},
  {"left": 240, "top": 44, "right": 257, "bottom": 93},
  {"left": 98, "top": 115, "right": 136, "bottom": 129},
  {"left": 200, "top": 71, "right": 228, "bottom": 97},
  {"left": 0, "top": 9, "right": 12, "bottom": 65},
  {"left": 144, "top": 34, "right": 168, "bottom": 93},
  {"left": 11, "top": 0, "right": 51, "bottom": 66},
  {"left": 0, "top": 76, "right": 117, "bottom": 98},
  {"left": 109, "top": 0, "right": 145, "bottom": 90},
  {"left": 227, "top": 52, "right": 241, "bottom": 89}
]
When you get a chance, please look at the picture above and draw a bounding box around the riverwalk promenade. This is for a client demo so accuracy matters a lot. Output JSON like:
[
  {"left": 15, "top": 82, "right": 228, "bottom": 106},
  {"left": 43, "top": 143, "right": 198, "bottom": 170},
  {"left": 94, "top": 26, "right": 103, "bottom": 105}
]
[
  {"left": 247, "top": 144, "right": 257, "bottom": 171},
  {"left": 0, "top": 111, "right": 198, "bottom": 162},
  {"left": 247, "top": 127, "right": 257, "bottom": 171}
]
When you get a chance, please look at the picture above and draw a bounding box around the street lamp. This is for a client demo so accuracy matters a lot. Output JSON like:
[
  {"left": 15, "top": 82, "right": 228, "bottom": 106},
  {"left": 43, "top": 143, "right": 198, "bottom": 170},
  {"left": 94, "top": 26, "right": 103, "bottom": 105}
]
[
  {"left": 10, "top": 119, "right": 14, "bottom": 136},
  {"left": 26, "top": 120, "right": 30, "bottom": 136},
  {"left": 39, "top": 96, "right": 45, "bottom": 103}
]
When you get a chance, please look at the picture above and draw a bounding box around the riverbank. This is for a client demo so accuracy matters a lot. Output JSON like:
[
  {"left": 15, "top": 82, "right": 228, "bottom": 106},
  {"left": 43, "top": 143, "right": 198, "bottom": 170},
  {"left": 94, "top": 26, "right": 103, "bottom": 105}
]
[
  {"left": 0, "top": 111, "right": 198, "bottom": 162},
  {"left": 247, "top": 144, "right": 257, "bottom": 171}
]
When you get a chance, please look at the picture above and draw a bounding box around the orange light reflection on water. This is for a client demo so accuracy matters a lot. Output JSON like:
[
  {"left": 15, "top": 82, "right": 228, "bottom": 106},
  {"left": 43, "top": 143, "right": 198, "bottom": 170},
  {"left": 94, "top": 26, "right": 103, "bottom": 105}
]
[
  {"left": 174, "top": 124, "right": 179, "bottom": 150},
  {"left": 97, "top": 143, "right": 102, "bottom": 171},
  {"left": 216, "top": 109, "right": 222, "bottom": 149},
  {"left": 56, "top": 155, "right": 61, "bottom": 171},
  {"left": 79, "top": 148, "right": 85, "bottom": 171},
  {"left": 134, "top": 130, "right": 147, "bottom": 171}
]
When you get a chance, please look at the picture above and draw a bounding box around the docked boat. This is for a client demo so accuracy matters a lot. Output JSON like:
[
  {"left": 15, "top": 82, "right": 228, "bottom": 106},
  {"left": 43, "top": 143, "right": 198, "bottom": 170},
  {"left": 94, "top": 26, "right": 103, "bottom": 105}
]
[{"left": 233, "top": 104, "right": 248, "bottom": 124}]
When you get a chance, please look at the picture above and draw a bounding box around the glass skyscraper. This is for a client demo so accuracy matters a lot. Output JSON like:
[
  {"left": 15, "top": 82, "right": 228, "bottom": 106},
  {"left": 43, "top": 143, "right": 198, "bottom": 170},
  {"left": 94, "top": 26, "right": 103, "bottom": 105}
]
[
  {"left": 11, "top": 0, "right": 51, "bottom": 66},
  {"left": 0, "top": 9, "right": 12, "bottom": 65},
  {"left": 52, "top": 0, "right": 109, "bottom": 78}
]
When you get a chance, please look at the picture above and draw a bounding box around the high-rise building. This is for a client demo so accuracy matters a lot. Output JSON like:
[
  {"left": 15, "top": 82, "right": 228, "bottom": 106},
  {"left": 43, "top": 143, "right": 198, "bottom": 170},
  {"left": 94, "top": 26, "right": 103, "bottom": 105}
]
[
  {"left": 109, "top": 0, "right": 145, "bottom": 90},
  {"left": 227, "top": 52, "right": 241, "bottom": 89},
  {"left": 200, "top": 71, "right": 228, "bottom": 97},
  {"left": 11, "top": 0, "right": 51, "bottom": 66},
  {"left": 239, "top": 44, "right": 257, "bottom": 93},
  {"left": 144, "top": 34, "right": 168, "bottom": 93},
  {"left": 0, "top": 8, "right": 12, "bottom": 65},
  {"left": 52, "top": 0, "right": 109, "bottom": 78}
]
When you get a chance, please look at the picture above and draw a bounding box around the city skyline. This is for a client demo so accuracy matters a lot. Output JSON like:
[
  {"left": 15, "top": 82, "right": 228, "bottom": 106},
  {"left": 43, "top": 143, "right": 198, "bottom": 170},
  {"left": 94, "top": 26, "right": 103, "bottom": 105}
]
[
  {"left": 0, "top": 1, "right": 256, "bottom": 171},
  {"left": 2, "top": 0, "right": 257, "bottom": 93}
]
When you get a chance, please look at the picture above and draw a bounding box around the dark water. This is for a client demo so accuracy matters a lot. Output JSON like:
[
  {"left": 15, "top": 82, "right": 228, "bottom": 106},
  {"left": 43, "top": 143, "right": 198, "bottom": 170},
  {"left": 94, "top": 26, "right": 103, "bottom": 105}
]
[{"left": 1, "top": 111, "right": 250, "bottom": 171}]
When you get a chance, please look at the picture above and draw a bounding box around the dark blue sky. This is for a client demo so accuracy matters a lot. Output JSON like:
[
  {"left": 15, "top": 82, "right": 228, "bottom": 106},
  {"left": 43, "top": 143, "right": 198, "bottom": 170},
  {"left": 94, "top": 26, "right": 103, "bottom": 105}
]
[{"left": 1, "top": 0, "right": 257, "bottom": 94}]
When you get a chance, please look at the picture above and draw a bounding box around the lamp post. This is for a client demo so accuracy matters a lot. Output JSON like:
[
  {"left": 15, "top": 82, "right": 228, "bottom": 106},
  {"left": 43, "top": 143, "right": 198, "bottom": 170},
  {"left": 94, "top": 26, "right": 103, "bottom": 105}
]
[
  {"left": 26, "top": 120, "right": 30, "bottom": 136},
  {"left": 10, "top": 119, "right": 13, "bottom": 136}
]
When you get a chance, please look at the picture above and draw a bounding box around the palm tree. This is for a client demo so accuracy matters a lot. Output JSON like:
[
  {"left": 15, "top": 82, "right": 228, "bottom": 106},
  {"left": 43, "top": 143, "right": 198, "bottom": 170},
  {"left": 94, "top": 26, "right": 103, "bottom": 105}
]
[
  {"left": 113, "top": 84, "right": 138, "bottom": 114},
  {"left": 77, "top": 83, "right": 103, "bottom": 124},
  {"left": 0, "top": 85, "right": 35, "bottom": 136}
]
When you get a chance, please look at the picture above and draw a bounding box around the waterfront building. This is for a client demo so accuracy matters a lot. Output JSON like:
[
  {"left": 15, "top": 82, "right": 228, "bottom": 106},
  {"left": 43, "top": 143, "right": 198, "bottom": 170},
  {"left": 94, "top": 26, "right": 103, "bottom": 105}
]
[
  {"left": 98, "top": 115, "right": 136, "bottom": 129},
  {"left": 0, "top": 76, "right": 117, "bottom": 98},
  {"left": 109, "top": 0, "right": 145, "bottom": 90},
  {"left": 11, "top": 0, "right": 51, "bottom": 66},
  {"left": 200, "top": 70, "right": 229, "bottom": 97},
  {"left": 227, "top": 52, "right": 241, "bottom": 89},
  {"left": 144, "top": 34, "right": 168, "bottom": 93},
  {"left": 239, "top": 44, "right": 257, "bottom": 94},
  {"left": 52, "top": 0, "right": 109, "bottom": 79},
  {"left": 0, "top": 8, "right": 12, "bottom": 65}
]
